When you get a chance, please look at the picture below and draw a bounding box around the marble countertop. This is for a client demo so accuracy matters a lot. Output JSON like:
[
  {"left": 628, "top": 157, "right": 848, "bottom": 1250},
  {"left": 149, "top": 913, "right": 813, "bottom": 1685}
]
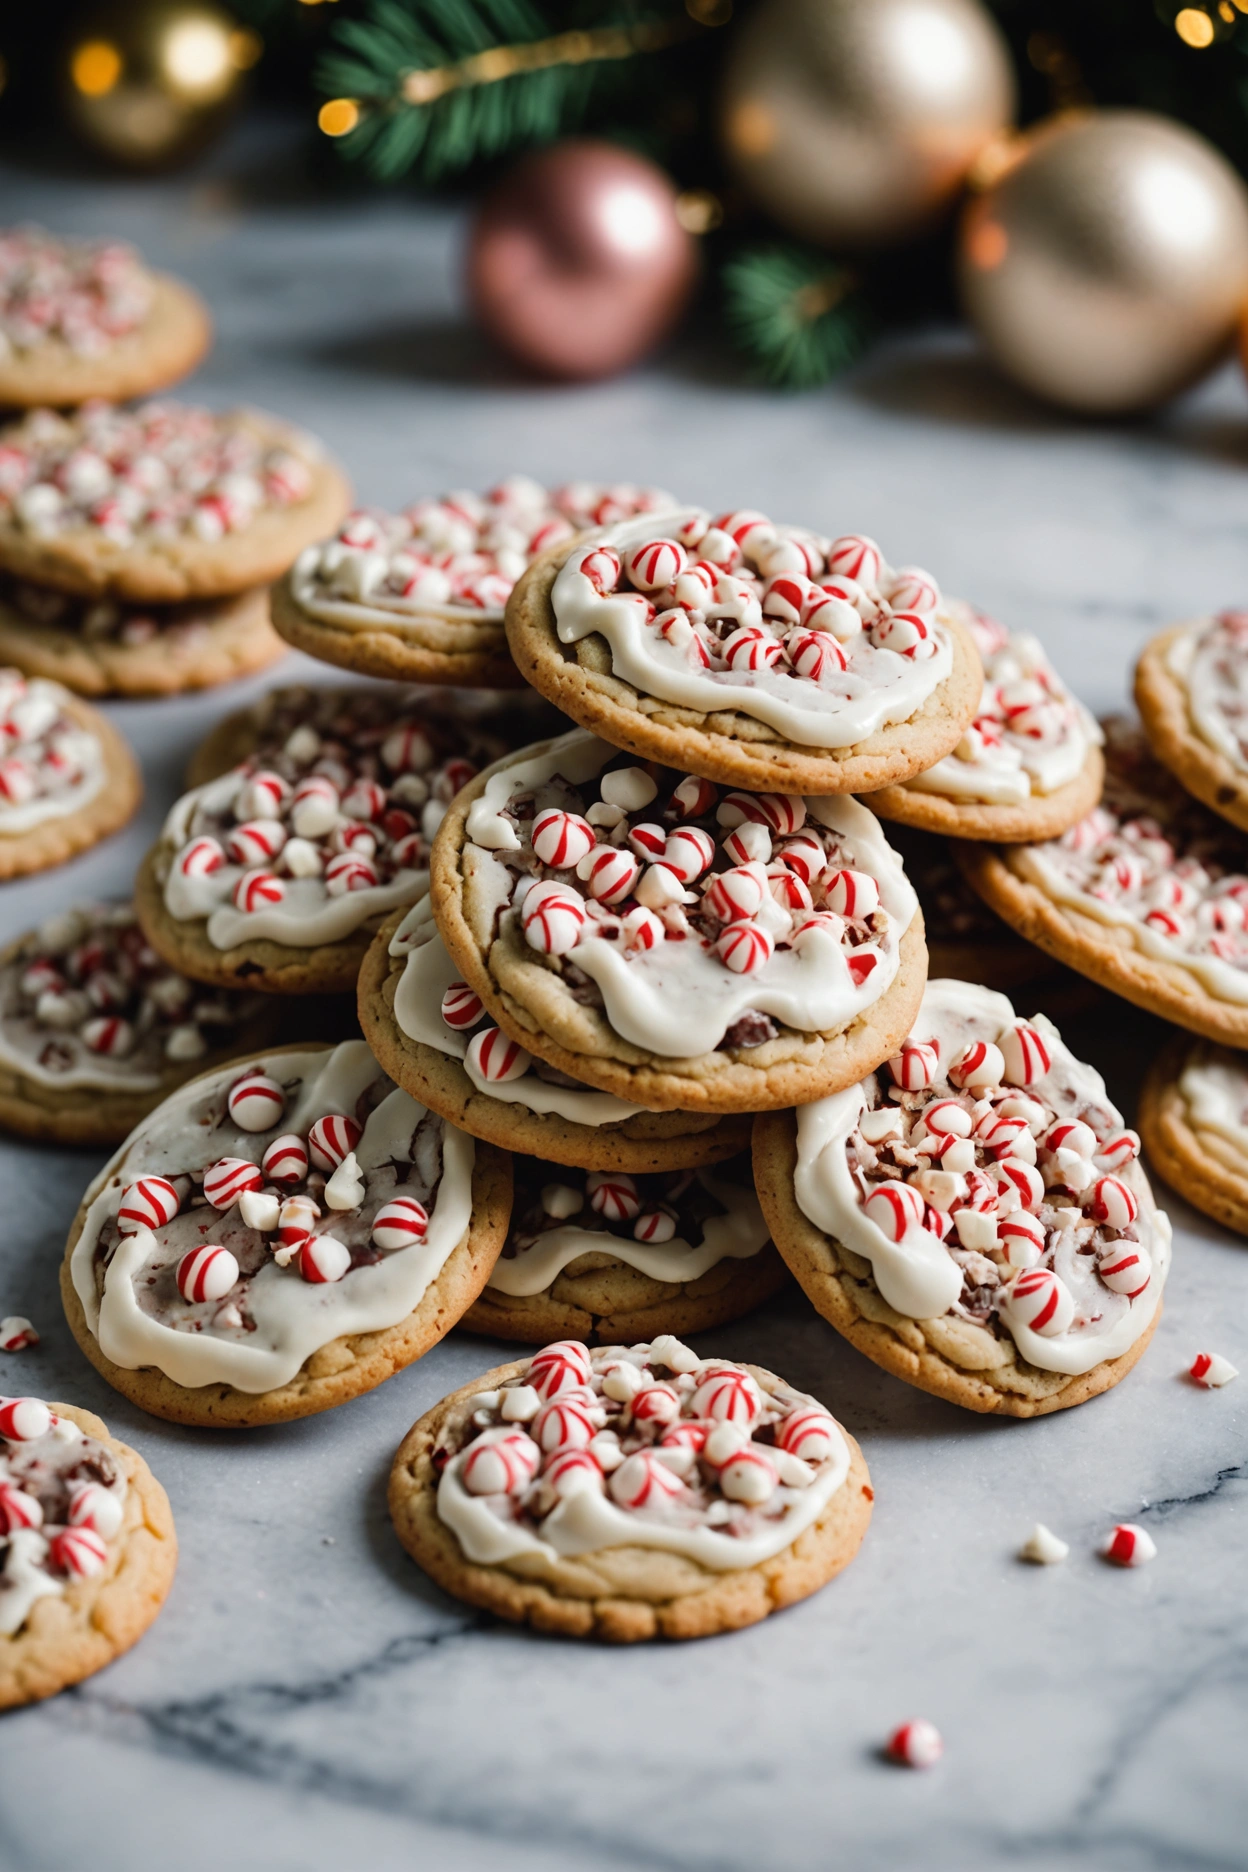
[{"left": 1, "top": 119, "right": 1245, "bottom": 1872}]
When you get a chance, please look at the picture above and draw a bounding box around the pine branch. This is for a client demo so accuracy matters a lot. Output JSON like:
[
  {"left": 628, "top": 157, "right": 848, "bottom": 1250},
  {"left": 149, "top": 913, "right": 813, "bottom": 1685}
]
[
  {"left": 721, "top": 246, "right": 876, "bottom": 390},
  {"left": 317, "top": 0, "right": 697, "bottom": 184}
]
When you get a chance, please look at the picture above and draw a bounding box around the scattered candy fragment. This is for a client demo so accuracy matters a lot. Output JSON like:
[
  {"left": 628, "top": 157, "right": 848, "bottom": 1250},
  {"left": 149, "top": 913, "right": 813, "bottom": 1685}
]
[
  {"left": 1100, "top": 1523, "right": 1156, "bottom": 1567},
  {"left": 887, "top": 1719, "right": 943, "bottom": 1768},
  {"left": 1189, "top": 1352, "right": 1238, "bottom": 1388},
  {"left": 1019, "top": 1522, "right": 1068, "bottom": 1565}
]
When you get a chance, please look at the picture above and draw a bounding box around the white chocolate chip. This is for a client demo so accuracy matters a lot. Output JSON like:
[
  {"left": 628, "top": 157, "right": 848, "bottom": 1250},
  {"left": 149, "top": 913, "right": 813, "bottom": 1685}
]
[
  {"left": 283, "top": 836, "right": 324, "bottom": 878},
  {"left": 859, "top": 1106, "right": 904, "bottom": 1144},
  {"left": 324, "top": 1151, "right": 365, "bottom": 1212},
  {"left": 649, "top": 1332, "right": 699, "bottom": 1374},
  {"left": 589, "top": 1430, "right": 624, "bottom": 1470},
  {"left": 284, "top": 725, "right": 321, "bottom": 763},
  {"left": 469, "top": 1390, "right": 502, "bottom": 1411},
  {"left": 725, "top": 820, "right": 771, "bottom": 863},
  {"left": 913, "top": 1168, "right": 965, "bottom": 1212},
  {"left": 541, "top": 1183, "right": 582, "bottom": 1219},
  {"left": 635, "top": 864, "right": 687, "bottom": 910},
  {"left": 602, "top": 1362, "right": 646, "bottom": 1403},
  {"left": 704, "top": 1421, "right": 749, "bottom": 1465},
  {"left": 600, "top": 766, "right": 657, "bottom": 810},
  {"left": 290, "top": 796, "right": 339, "bottom": 840},
  {"left": 499, "top": 1385, "right": 541, "bottom": 1422},
  {"left": 164, "top": 1023, "right": 207, "bottom": 1061},
  {"left": 940, "top": 1137, "right": 976, "bottom": 1174},
  {"left": 954, "top": 1208, "right": 998, "bottom": 1251},
  {"left": 239, "top": 1189, "right": 280, "bottom": 1232},
  {"left": 1020, "top": 1522, "right": 1069, "bottom": 1564},
  {"left": 587, "top": 800, "right": 626, "bottom": 829}
]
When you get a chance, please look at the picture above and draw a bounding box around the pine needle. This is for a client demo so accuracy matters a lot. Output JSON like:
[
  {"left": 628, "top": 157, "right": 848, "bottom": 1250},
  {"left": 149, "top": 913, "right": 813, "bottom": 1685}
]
[{"left": 721, "top": 246, "right": 876, "bottom": 390}]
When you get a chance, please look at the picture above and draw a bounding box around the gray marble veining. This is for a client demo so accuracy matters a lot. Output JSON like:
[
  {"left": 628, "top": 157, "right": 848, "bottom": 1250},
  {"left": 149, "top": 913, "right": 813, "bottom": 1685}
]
[{"left": 0, "top": 118, "right": 1245, "bottom": 1872}]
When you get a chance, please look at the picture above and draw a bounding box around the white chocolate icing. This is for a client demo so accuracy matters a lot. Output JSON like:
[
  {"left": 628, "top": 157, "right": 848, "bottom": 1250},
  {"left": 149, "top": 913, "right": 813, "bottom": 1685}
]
[
  {"left": 907, "top": 605, "right": 1099, "bottom": 805},
  {"left": 436, "top": 1341, "right": 851, "bottom": 1571},
  {"left": 551, "top": 509, "right": 953, "bottom": 749},
  {"left": 0, "top": 1405, "right": 128, "bottom": 1636},
  {"left": 464, "top": 730, "right": 917, "bottom": 1059},
  {"left": 0, "top": 671, "right": 103, "bottom": 834},
  {"left": 1166, "top": 612, "right": 1248, "bottom": 773},
  {"left": 1177, "top": 1050, "right": 1248, "bottom": 1153},
  {"left": 791, "top": 979, "right": 1170, "bottom": 1377},
  {"left": 69, "top": 1043, "right": 475, "bottom": 1393}
]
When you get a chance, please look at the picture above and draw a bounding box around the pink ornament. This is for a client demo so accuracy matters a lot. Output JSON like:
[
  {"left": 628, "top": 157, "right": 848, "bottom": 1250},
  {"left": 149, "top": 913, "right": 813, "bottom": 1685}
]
[
  {"left": 176, "top": 1245, "right": 240, "bottom": 1304},
  {"left": 716, "top": 920, "right": 774, "bottom": 974},
  {"left": 587, "top": 1169, "right": 640, "bottom": 1222},
  {"left": 584, "top": 845, "right": 641, "bottom": 905},
  {"left": 532, "top": 1395, "right": 597, "bottom": 1452},
  {"left": 998, "top": 1023, "right": 1052, "bottom": 1086},
  {"left": 521, "top": 881, "right": 586, "bottom": 956},
  {"left": 998, "top": 1211, "right": 1046, "bottom": 1267},
  {"left": 462, "top": 1430, "right": 540, "bottom": 1495},
  {"left": 466, "top": 1025, "right": 531, "bottom": 1083},
  {"left": 827, "top": 535, "right": 882, "bottom": 586},
  {"left": 371, "top": 1196, "right": 429, "bottom": 1251},
  {"left": 262, "top": 1133, "right": 309, "bottom": 1185},
  {"left": 1005, "top": 1266, "right": 1075, "bottom": 1337},
  {"left": 887, "top": 1720, "right": 943, "bottom": 1769},
  {"left": 441, "top": 981, "right": 484, "bottom": 1030},
  {"left": 609, "top": 1448, "right": 686, "bottom": 1508},
  {"left": 117, "top": 1176, "right": 180, "bottom": 1234},
  {"left": 862, "top": 1181, "right": 925, "bottom": 1241},
  {"left": 178, "top": 836, "right": 225, "bottom": 878},
  {"left": 692, "top": 1364, "right": 763, "bottom": 1424},
  {"left": 0, "top": 1483, "right": 42, "bottom": 1532},
  {"left": 49, "top": 1526, "right": 108, "bottom": 1579},
  {"left": 776, "top": 1406, "right": 837, "bottom": 1463},
  {"left": 228, "top": 1070, "right": 286, "bottom": 1133},
  {"left": 203, "top": 1157, "right": 264, "bottom": 1210},
  {"left": 580, "top": 546, "right": 621, "bottom": 594},
  {"left": 948, "top": 1041, "right": 1005, "bottom": 1091},
  {"left": 1089, "top": 1175, "right": 1138, "bottom": 1229},
  {"left": 1097, "top": 1243, "right": 1151, "bottom": 1298},
  {"left": 874, "top": 611, "right": 932, "bottom": 658},
  {"left": 1101, "top": 1523, "right": 1156, "bottom": 1567},
  {"left": 531, "top": 808, "right": 596, "bottom": 868},
  {"left": 624, "top": 538, "right": 686, "bottom": 591},
  {"left": 233, "top": 870, "right": 285, "bottom": 913},
  {"left": 822, "top": 868, "right": 880, "bottom": 919},
  {"left": 663, "top": 826, "right": 715, "bottom": 882},
  {"left": 227, "top": 820, "right": 287, "bottom": 867},
  {"left": 670, "top": 775, "right": 717, "bottom": 818},
  {"left": 723, "top": 626, "right": 784, "bottom": 672},
  {"left": 529, "top": 1340, "right": 593, "bottom": 1400},
  {"left": 630, "top": 1382, "right": 681, "bottom": 1425},
  {"left": 308, "top": 1114, "right": 363, "bottom": 1172},
  {"left": 324, "top": 853, "right": 378, "bottom": 896},
  {"left": 297, "top": 1234, "right": 353, "bottom": 1284},
  {"left": 0, "top": 1397, "right": 52, "bottom": 1441},
  {"left": 341, "top": 779, "right": 387, "bottom": 822}
]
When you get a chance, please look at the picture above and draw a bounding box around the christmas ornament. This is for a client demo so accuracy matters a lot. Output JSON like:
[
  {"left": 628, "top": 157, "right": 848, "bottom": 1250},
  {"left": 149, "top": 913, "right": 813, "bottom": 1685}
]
[
  {"left": 719, "top": 0, "right": 1015, "bottom": 249},
  {"left": 959, "top": 111, "right": 1248, "bottom": 414},
  {"left": 62, "top": 0, "right": 258, "bottom": 171},
  {"left": 465, "top": 140, "right": 699, "bottom": 380}
]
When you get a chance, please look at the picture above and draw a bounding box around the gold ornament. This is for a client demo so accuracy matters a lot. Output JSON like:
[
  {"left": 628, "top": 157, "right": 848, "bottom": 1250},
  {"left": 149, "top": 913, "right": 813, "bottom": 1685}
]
[
  {"left": 719, "top": 0, "right": 1015, "bottom": 249},
  {"left": 958, "top": 110, "right": 1248, "bottom": 414},
  {"left": 63, "top": 0, "right": 259, "bottom": 171}
]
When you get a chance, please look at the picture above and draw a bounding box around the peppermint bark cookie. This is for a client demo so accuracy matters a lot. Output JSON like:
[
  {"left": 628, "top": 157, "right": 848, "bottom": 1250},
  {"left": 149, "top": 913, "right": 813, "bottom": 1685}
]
[
  {"left": 957, "top": 719, "right": 1248, "bottom": 1044},
  {"left": 0, "top": 668, "right": 140, "bottom": 879},
  {"left": 389, "top": 1338, "right": 872, "bottom": 1641},
  {"left": 462, "top": 1153, "right": 789, "bottom": 1343},
  {"left": 273, "top": 477, "right": 674, "bottom": 689},
  {"left": 1135, "top": 612, "right": 1248, "bottom": 834},
  {"left": 754, "top": 980, "right": 1169, "bottom": 1417},
  {"left": 61, "top": 1042, "right": 512, "bottom": 1428},
  {"left": 359, "top": 897, "right": 753, "bottom": 1172},
  {"left": 0, "top": 1397, "right": 177, "bottom": 1709},
  {"left": 1139, "top": 1035, "right": 1248, "bottom": 1238},
  {"left": 0, "top": 575, "right": 282, "bottom": 698},
  {"left": 0, "top": 226, "right": 209, "bottom": 408},
  {"left": 868, "top": 603, "right": 1104, "bottom": 842},
  {"left": 137, "top": 686, "right": 513, "bottom": 995},
  {"left": 505, "top": 514, "right": 982, "bottom": 793},
  {"left": 0, "top": 901, "right": 275, "bottom": 1146},
  {"left": 431, "top": 729, "right": 928, "bottom": 1113},
  {"left": 0, "top": 401, "right": 349, "bottom": 602}
]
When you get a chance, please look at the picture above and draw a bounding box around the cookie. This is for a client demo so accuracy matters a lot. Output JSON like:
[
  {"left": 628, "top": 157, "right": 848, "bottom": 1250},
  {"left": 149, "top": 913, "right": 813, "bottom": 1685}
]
[
  {"left": 0, "top": 668, "right": 140, "bottom": 879},
  {"left": 0, "top": 401, "right": 349, "bottom": 602},
  {"left": 956, "top": 718, "right": 1248, "bottom": 1046},
  {"left": 1135, "top": 613, "right": 1248, "bottom": 834},
  {"left": 753, "top": 978, "right": 1169, "bottom": 1418},
  {"left": 272, "top": 477, "right": 675, "bottom": 689},
  {"left": 0, "top": 900, "right": 277, "bottom": 1146},
  {"left": 462, "top": 1151, "right": 790, "bottom": 1343},
  {"left": 504, "top": 512, "right": 982, "bottom": 793},
  {"left": 868, "top": 602, "right": 1104, "bottom": 842},
  {"left": 0, "top": 225, "right": 209, "bottom": 408},
  {"left": 388, "top": 1336, "right": 872, "bottom": 1641},
  {"left": 431, "top": 729, "right": 928, "bottom": 1113},
  {"left": 61, "top": 1041, "right": 512, "bottom": 1428},
  {"left": 0, "top": 1396, "right": 177, "bottom": 1709},
  {"left": 0, "top": 574, "right": 283, "bottom": 698},
  {"left": 137, "top": 685, "right": 522, "bottom": 996},
  {"left": 360, "top": 897, "right": 754, "bottom": 1171},
  {"left": 1138, "top": 1033, "right": 1248, "bottom": 1238}
]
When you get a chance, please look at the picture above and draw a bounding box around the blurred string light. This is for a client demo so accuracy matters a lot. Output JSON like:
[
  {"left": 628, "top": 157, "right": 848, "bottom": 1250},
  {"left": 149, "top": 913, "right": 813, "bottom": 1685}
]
[{"left": 64, "top": 3, "right": 260, "bottom": 167}]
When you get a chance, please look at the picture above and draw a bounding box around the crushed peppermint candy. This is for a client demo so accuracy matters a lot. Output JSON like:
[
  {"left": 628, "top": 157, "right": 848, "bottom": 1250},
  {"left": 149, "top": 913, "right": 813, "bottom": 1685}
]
[
  {"left": 0, "top": 667, "right": 100, "bottom": 826},
  {"left": 0, "top": 570, "right": 239, "bottom": 649},
  {"left": 1189, "top": 1352, "right": 1238, "bottom": 1387},
  {"left": 886, "top": 1720, "right": 944, "bottom": 1768},
  {"left": 0, "top": 1318, "right": 38, "bottom": 1352},
  {"left": 0, "top": 226, "right": 152, "bottom": 359},
  {"left": 0, "top": 1396, "right": 127, "bottom": 1636},
  {"left": 1100, "top": 1523, "right": 1156, "bottom": 1567},
  {"left": 1019, "top": 1522, "right": 1069, "bottom": 1564}
]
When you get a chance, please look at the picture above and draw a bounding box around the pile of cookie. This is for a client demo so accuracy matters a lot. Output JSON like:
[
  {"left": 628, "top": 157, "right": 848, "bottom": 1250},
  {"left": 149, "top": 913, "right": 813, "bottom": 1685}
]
[{"left": 0, "top": 261, "right": 1235, "bottom": 1700}]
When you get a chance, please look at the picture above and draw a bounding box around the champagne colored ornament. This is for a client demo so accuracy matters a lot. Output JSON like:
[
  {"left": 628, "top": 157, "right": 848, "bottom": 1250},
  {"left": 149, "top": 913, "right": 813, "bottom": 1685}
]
[
  {"left": 959, "top": 111, "right": 1248, "bottom": 414},
  {"left": 719, "top": 0, "right": 1015, "bottom": 249},
  {"left": 465, "top": 140, "right": 699, "bottom": 380},
  {"left": 62, "top": 0, "right": 258, "bottom": 172}
]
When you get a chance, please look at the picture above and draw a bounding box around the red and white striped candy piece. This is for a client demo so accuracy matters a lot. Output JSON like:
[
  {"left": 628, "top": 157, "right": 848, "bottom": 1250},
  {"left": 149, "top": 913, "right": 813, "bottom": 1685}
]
[
  {"left": 262, "top": 1133, "right": 308, "bottom": 1184},
  {"left": 716, "top": 920, "right": 774, "bottom": 974},
  {"left": 660, "top": 1420, "right": 710, "bottom": 1457},
  {"left": 0, "top": 1318, "right": 37, "bottom": 1351},
  {"left": 888, "top": 566, "right": 940, "bottom": 613},
  {"left": 887, "top": 1719, "right": 943, "bottom": 1769},
  {"left": 978, "top": 1113, "right": 1031, "bottom": 1159},
  {"left": 441, "top": 981, "right": 483, "bottom": 1030},
  {"left": 528, "top": 1340, "right": 593, "bottom": 1400},
  {"left": 1101, "top": 1523, "right": 1156, "bottom": 1567},
  {"left": 580, "top": 546, "right": 621, "bottom": 595},
  {"left": 1096, "top": 1130, "right": 1141, "bottom": 1170},
  {"left": 0, "top": 1482, "right": 42, "bottom": 1531},
  {"left": 461, "top": 1429, "right": 540, "bottom": 1495},
  {"left": 49, "top": 1526, "right": 109, "bottom": 1579},
  {"left": 203, "top": 1157, "right": 263, "bottom": 1210},
  {"left": 888, "top": 1040, "right": 940, "bottom": 1090},
  {"left": 761, "top": 573, "right": 808, "bottom": 623},
  {"left": 1088, "top": 1175, "right": 1138, "bottom": 1229},
  {"left": 998, "top": 1023, "right": 1052, "bottom": 1086},
  {"left": 623, "top": 537, "right": 686, "bottom": 591},
  {"left": 848, "top": 946, "right": 881, "bottom": 988},
  {"left": 1003, "top": 1266, "right": 1074, "bottom": 1337},
  {"left": 634, "top": 1208, "right": 676, "bottom": 1243},
  {"left": 227, "top": 1071, "right": 286, "bottom": 1132},
  {"left": 630, "top": 1382, "right": 681, "bottom": 1426},
  {"left": 998, "top": 1211, "right": 1046, "bottom": 1268},
  {"left": 663, "top": 825, "right": 715, "bottom": 882},
  {"left": 117, "top": 1175, "right": 180, "bottom": 1234},
  {"left": 1044, "top": 1119, "right": 1096, "bottom": 1159},
  {"left": 723, "top": 626, "right": 783, "bottom": 671},
  {"left": 176, "top": 1245, "right": 240, "bottom": 1304},
  {"left": 670, "top": 775, "right": 717, "bottom": 818},
  {"left": 531, "top": 1395, "right": 597, "bottom": 1452},
  {"left": 67, "top": 1481, "right": 124, "bottom": 1537},
  {"left": 609, "top": 1448, "right": 686, "bottom": 1508},
  {"left": 991, "top": 1160, "right": 1044, "bottom": 1212},
  {"left": 297, "top": 1234, "right": 352, "bottom": 1283},
  {"left": 822, "top": 868, "right": 879, "bottom": 919},
  {"left": 583, "top": 845, "right": 640, "bottom": 905},
  {"left": 776, "top": 1406, "right": 837, "bottom": 1463},
  {"left": 586, "top": 1169, "right": 640, "bottom": 1222},
  {"left": 1189, "top": 1351, "right": 1238, "bottom": 1387},
  {"left": 82, "top": 1016, "right": 133, "bottom": 1057},
  {"left": 466, "top": 1025, "right": 531, "bottom": 1084},
  {"left": 177, "top": 836, "right": 225, "bottom": 878},
  {"left": 233, "top": 870, "right": 285, "bottom": 913},
  {"left": 341, "top": 778, "right": 387, "bottom": 822},
  {"left": 826, "top": 535, "right": 882, "bottom": 587},
  {"left": 308, "top": 1113, "right": 363, "bottom": 1172},
  {"left": 691, "top": 1363, "right": 763, "bottom": 1424},
  {"left": 623, "top": 904, "right": 664, "bottom": 950},
  {"left": 921, "top": 1099, "right": 973, "bottom": 1139},
  {"left": 381, "top": 721, "right": 433, "bottom": 774},
  {"left": 0, "top": 1396, "right": 52, "bottom": 1441},
  {"left": 787, "top": 626, "right": 850, "bottom": 681},
  {"left": 719, "top": 790, "right": 806, "bottom": 836},
  {"left": 324, "top": 852, "right": 378, "bottom": 896},
  {"left": 718, "top": 1447, "right": 778, "bottom": 1505},
  {"left": 719, "top": 825, "right": 769, "bottom": 870},
  {"left": 1097, "top": 1243, "right": 1151, "bottom": 1297},
  {"left": 873, "top": 610, "right": 931, "bottom": 658},
  {"left": 521, "top": 881, "right": 586, "bottom": 956},
  {"left": 773, "top": 833, "right": 826, "bottom": 883},
  {"left": 628, "top": 821, "right": 667, "bottom": 862},
  {"left": 863, "top": 1181, "right": 925, "bottom": 1241},
  {"left": 238, "top": 769, "right": 290, "bottom": 818},
  {"left": 542, "top": 1448, "right": 604, "bottom": 1498},
  {"left": 705, "top": 864, "right": 766, "bottom": 922},
  {"left": 332, "top": 821, "right": 378, "bottom": 856},
  {"left": 947, "top": 1041, "right": 1005, "bottom": 1091},
  {"left": 277, "top": 1195, "right": 320, "bottom": 1248},
  {"left": 371, "top": 1196, "right": 429, "bottom": 1251},
  {"left": 227, "top": 819, "right": 287, "bottom": 867},
  {"left": 531, "top": 808, "right": 596, "bottom": 868}
]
